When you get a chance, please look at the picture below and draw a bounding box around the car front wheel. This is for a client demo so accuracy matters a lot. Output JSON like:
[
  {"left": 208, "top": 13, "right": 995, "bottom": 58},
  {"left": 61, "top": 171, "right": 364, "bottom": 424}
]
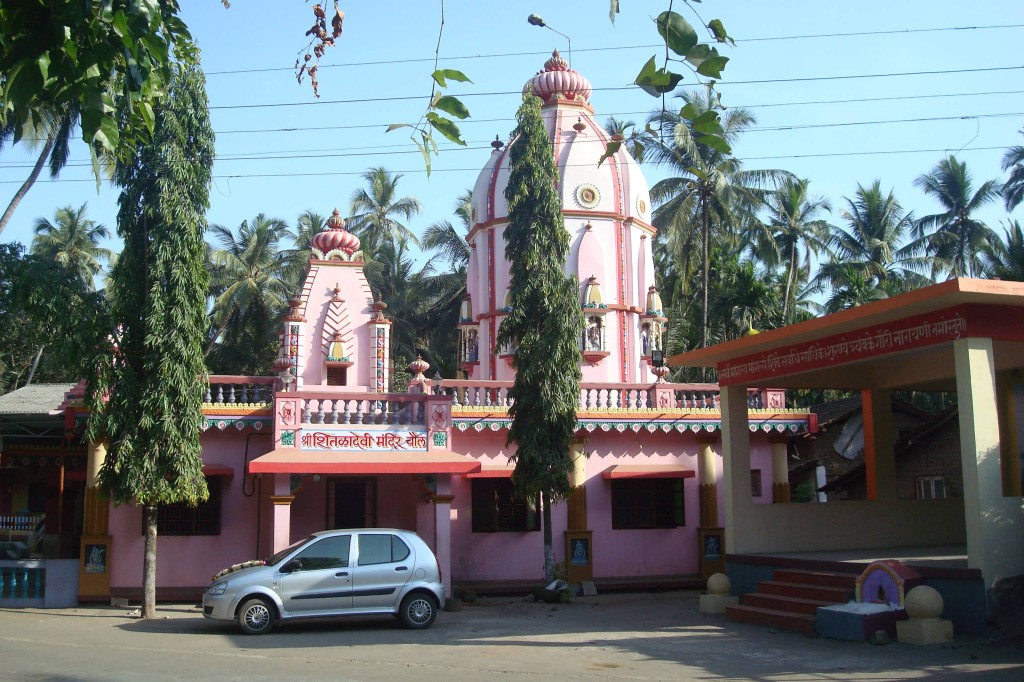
[
  {"left": 399, "top": 593, "right": 438, "bottom": 629},
  {"left": 237, "top": 597, "right": 275, "bottom": 635}
]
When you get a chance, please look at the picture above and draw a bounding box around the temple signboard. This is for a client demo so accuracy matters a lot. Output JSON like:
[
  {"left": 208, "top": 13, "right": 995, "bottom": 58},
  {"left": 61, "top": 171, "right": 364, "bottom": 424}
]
[{"left": 299, "top": 429, "right": 428, "bottom": 451}]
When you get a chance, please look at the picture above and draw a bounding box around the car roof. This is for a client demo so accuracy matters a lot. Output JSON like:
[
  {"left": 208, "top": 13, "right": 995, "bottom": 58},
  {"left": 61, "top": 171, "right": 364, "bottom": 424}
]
[{"left": 311, "top": 528, "right": 414, "bottom": 536}]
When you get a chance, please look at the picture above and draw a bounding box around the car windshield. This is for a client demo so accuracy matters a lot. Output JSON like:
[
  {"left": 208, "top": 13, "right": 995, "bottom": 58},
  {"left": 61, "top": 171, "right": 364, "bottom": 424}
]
[{"left": 267, "top": 536, "right": 314, "bottom": 565}]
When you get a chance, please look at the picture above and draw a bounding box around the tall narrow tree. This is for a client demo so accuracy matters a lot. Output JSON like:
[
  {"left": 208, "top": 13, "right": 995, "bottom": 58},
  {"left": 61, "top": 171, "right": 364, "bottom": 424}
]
[
  {"left": 496, "top": 93, "right": 584, "bottom": 582},
  {"left": 86, "top": 59, "right": 215, "bottom": 619}
]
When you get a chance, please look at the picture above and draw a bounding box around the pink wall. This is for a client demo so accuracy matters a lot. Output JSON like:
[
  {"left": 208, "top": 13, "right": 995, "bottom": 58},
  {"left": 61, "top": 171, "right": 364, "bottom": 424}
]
[{"left": 108, "top": 429, "right": 271, "bottom": 590}]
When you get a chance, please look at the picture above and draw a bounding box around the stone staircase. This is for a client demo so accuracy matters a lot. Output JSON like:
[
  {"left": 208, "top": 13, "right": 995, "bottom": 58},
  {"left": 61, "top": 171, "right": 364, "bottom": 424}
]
[{"left": 726, "top": 568, "right": 860, "bottom": 636}]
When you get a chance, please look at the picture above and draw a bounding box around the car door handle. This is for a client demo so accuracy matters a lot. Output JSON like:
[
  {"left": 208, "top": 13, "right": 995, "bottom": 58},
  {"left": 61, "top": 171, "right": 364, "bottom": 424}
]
[
  {"left": 394, "top": 566, "right": 408, "bottom": 572},
  {"left": 335, "top": 571, "right": 349, "bottom": 577}
]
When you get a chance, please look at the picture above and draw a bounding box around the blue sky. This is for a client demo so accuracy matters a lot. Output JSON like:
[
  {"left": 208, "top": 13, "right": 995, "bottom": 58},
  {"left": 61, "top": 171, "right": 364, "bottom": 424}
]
[{"left": 1, "top": 1, "right": 1021, "bottom": 270}]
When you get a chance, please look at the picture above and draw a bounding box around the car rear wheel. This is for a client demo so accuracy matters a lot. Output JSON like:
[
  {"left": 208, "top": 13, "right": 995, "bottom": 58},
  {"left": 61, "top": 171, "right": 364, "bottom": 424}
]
[
  {"left": 399, "top": 593, "right": 438, "bottom": 629},
  {"left": 237, "top": 597, "right": 275, "bottom": 635}
]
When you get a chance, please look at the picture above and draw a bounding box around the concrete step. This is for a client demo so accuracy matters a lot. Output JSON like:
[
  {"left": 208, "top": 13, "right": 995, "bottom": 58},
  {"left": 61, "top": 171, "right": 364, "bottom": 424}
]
[
  {"left": 772, "top": 568, "right": 860, "bottom": 589},
  {"left": 758, "top": 580, "right": 853, "bottom": 603},
  {"left": 726, "top": 604, "right": 817, "bottom": 636},
  {"left": 741, "top": 592, "right": 836, "bottom": 616}
]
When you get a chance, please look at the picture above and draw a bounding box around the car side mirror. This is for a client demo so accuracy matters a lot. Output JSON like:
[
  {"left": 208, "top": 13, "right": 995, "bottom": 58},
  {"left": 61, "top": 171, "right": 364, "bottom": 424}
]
[{"left": 280, "top": 558, "right": 302, "bottom": 574}]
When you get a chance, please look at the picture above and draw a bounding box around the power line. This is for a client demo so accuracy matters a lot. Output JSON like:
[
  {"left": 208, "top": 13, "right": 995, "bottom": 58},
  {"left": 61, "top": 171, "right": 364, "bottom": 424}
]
[
  {"left": 204, "top": 23, "right": 1024, "bottom": 76},
  {"left": 8, "top": 89, "right": 1021, "bottom": 145},
  {"left": 206, "top": 65, "right": 1024, "bottom": 110},
  {"left": 0, "top": 146, "right": 1006, "bottom": 185}
]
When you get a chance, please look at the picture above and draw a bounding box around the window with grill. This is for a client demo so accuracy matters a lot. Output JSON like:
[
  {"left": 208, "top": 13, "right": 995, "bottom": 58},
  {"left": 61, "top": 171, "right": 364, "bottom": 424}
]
[
  {"left": 471, "top": 478, "right": 539, "bottom": 532},
  {"left": 611, "top": 478, "right": 684, "bottom": 529},
  {"left": 326, "top": 365, "right": 347, "bottom": 386},
  {"left": 154, "top": 477, "right": 221, "bottom": 536}
]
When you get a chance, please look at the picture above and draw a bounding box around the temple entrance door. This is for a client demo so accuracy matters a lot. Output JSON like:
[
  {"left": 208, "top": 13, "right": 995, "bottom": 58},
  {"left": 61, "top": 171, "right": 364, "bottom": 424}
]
[{"left": 330, "top": 478, "right": 377, "bottom": 529}]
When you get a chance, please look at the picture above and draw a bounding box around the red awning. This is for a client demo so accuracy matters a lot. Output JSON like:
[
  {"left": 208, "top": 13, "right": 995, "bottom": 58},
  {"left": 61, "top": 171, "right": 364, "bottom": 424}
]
[
  {"left": 202, "top": 464, "right": 235, "bottom": 479},
  {"left": 247, "top": 449, "right": 481, "bottom": 475},
  {"left": 601, "top": 464, "right": 695, "bottom": 480},
  {"left": 464, "top": 465, "right": 514, "bottom": 478}
]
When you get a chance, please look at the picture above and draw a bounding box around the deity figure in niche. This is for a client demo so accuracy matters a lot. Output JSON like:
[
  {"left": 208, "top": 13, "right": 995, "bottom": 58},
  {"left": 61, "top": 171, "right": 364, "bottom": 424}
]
[{"left": 586, "top": 316, "right": 603, "bottom": 351}]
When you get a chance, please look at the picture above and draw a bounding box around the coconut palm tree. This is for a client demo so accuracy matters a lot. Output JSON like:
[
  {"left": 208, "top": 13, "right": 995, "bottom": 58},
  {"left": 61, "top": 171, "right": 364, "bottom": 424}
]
[
  {"left": 747, "top": 177, "right": 832, "bottom": 325},
  {"left": 205, "top": 214, "right": 292, "bottom": 372},
  {"left": 366, "top": 238, "right": 432, "bottom": 367},
  {"left": 813, "top": 181, "right": 931, "bottom": 303},
  {"left": 30, "top": 203, "right": 112, "bottom": 289},
  {"left": 645, "top": 91, "right": 789, "bottom": 352},
  {"left": 914, "top": 155, "right": 1002, "bottom": 279},
  {"left": 420, "top": 191, "right": 473, "bottom": 375},
  {"left": 1001, "top": 129, "right": 1024, "bottom": 213},
  {"left": 604, "top": 116, "right": 646, "bottom": 162},
  {"left": 283, "top": 209, "right": 326, "bottom": 289},
  {"left": 981, "top": 220, "right": 1024, "bottom": 282},
  {"left": 0, "top": 102, "right": 86, "bottom": 236},
  {"left": 348, "top": 167, "right": 422, "bottom": 255}
]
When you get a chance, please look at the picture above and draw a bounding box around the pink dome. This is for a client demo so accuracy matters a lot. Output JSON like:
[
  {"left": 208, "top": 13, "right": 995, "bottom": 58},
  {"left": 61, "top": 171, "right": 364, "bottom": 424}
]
[
  {"left": 312, "top": 208, "right": 361, "bottom": 257},
  {"left": 523, "top": 50, "right": 592, "bottom": 104}
]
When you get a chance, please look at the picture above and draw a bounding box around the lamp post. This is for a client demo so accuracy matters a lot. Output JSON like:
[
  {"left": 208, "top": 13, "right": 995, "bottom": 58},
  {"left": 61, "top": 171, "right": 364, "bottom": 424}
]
[{"left": 527, "top": 14, "right": 571, "bottom": 66}]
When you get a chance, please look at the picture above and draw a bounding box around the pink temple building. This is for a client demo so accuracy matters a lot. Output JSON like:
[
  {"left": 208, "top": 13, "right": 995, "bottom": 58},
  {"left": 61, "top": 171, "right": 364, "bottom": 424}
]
[{"left": 0, "top": 54, "right": 812, "bottom": 603}]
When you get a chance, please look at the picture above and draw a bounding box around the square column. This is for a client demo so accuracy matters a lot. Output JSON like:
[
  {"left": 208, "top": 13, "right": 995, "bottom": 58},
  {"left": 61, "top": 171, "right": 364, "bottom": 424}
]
[
  {"left": 954, "top": 338, "right": 1024, "bottom": 597},
  {"left": 862, "top": 389, "right": 897, "bottom": 501},
  {"left": 720, "top": 384, "right": 752, "bottom": 553},
  {"left": 270, "top": 474, "right": 294, "bottom": 554},
  {"left": 433, "top": 475, "right": 453, "bottom": 599}
]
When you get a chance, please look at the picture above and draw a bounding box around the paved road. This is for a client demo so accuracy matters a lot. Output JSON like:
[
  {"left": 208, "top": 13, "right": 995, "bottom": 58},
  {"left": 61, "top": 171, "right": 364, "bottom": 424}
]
[{"left": 0, "top": 591, "right": 1021, "bottom": 681}]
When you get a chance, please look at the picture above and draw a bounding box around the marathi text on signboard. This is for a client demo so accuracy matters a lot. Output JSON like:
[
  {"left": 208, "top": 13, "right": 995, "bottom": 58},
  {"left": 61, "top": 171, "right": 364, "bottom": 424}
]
[{"left": 300, "top": 430, "right": 428, "bottom": 451}]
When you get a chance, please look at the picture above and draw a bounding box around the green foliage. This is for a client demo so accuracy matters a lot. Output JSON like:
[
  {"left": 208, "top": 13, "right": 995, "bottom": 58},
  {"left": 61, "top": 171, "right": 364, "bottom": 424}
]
[
  {"left": 792, "top": 482, "right": 816, "bottom": 503},
  {"left": 0, "top": 1, "right": 201, "bottom": 179},
  {"left": 206, "top": 214, "right": 292, "bottom": 375},
  {"left": 30, "top": 203, "right": 113, "bottom": 290},
  {"left": 87, "top": 59, "right": 214, "bottom": 510},
  {"left": 1002, "top": 129, "right": 1024, "bottom": 212},
  {"left": 497, "top": 93, "right": 583, "bottom": 505},
  {"left": 913, "top": 155, "right": 1002, "bottom": 278},
  {"left": 0, "top": 243, "right": 109, "bottom": 392}
]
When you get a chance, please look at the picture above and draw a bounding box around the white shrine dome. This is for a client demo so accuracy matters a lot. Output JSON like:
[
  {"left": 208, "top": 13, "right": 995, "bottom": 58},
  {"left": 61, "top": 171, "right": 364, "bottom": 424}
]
[{"left": 469, "top": 50, "right": 653, "bottom": 230}]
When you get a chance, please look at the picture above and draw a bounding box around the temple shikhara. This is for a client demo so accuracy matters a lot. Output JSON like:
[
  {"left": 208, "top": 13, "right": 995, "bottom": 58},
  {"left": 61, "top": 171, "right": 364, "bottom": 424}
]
[{"left": 2, "top": 53, "right": 1020, "bottom": 638}]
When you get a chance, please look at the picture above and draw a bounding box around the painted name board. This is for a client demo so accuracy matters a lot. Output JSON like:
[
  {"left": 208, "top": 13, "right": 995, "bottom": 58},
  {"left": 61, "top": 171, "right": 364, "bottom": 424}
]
[
  {"left": 718, "top": 308, "right": 968, "bottom": 385},
  {"left": 300, "top": 430, "right": 428, "bottom": 451}
]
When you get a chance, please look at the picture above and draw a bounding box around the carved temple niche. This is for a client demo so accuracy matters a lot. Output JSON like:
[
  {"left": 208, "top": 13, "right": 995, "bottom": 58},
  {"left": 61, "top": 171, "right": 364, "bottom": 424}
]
[
  {"left": 457, "top": 295, "right": 479, "bottom": 374},
  {"left": 324, "top": 331, "right": 353, "bottom": 386},
  {"left": 640, "top": 285, "right": 667, "bottom": 362},
  {"left": 581, "top": 276, "right": 610, "bottom": 366}
]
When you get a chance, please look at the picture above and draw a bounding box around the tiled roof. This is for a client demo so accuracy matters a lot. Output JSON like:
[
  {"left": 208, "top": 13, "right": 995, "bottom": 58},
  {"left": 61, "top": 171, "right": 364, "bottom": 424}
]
[{"left": 0, "top": 384, "right": 76, "bottom": 415}]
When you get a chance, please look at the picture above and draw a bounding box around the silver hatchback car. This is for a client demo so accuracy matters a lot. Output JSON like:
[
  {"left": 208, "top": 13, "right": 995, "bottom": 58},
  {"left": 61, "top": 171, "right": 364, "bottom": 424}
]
[{"left": 202, "top": 529, "right": 444, "bottom": 635}]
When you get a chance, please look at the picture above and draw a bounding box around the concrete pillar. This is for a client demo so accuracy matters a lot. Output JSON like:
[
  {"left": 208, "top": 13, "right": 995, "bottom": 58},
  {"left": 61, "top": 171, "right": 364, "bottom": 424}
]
[
  {"left": 862, "top": 388, "right": 897, "bottom": 501},
  {"left": 566, "top": 440, "right": 588, "bottom": 530},
  {"left": 79, "top": 440, "right": 111, "bottom": 601},
  {"left": 432, "top": 474, "right": 453, "bottom": 598},
  {"left": 697, "top": 438, "right": 719, "bottom": 527},
  {"left": 770, "top": 438, "right": 790, "bottom": 503},
  {"left": 954, "top": 338, "right": 1024, "bottom": 597},
  {"left": 720, "top": 384, "right": 752, "bottom": 553},
  {"left": 270, "top": 474, "right": 294, "bottom": 554}
]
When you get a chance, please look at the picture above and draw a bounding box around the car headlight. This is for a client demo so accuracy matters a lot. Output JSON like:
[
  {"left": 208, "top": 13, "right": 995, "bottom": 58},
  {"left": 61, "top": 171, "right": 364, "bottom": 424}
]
[{"left": 207, "top": 581, "right": 228, "bottom": 596}]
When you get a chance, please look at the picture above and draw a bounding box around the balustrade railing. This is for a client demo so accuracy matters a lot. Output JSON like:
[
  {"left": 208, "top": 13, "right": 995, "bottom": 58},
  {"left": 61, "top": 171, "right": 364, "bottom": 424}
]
[
  {"left": 294, "top": 392, "right": 431, "bottom": 426},
  {"left": 435, "top": 380, "right": 780, "bottom": 412},
  {"left": 1, "top": 513, "right": 45, "bottom": 553},
  {"left": 0, "top": 564, "right": 46, "bottom": 600},
  {"left": 201, "top": 376, "right": 785, "bottom": 413},
  {"left": 204, "top": 376, "right": 277, "bottom": 407}
]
